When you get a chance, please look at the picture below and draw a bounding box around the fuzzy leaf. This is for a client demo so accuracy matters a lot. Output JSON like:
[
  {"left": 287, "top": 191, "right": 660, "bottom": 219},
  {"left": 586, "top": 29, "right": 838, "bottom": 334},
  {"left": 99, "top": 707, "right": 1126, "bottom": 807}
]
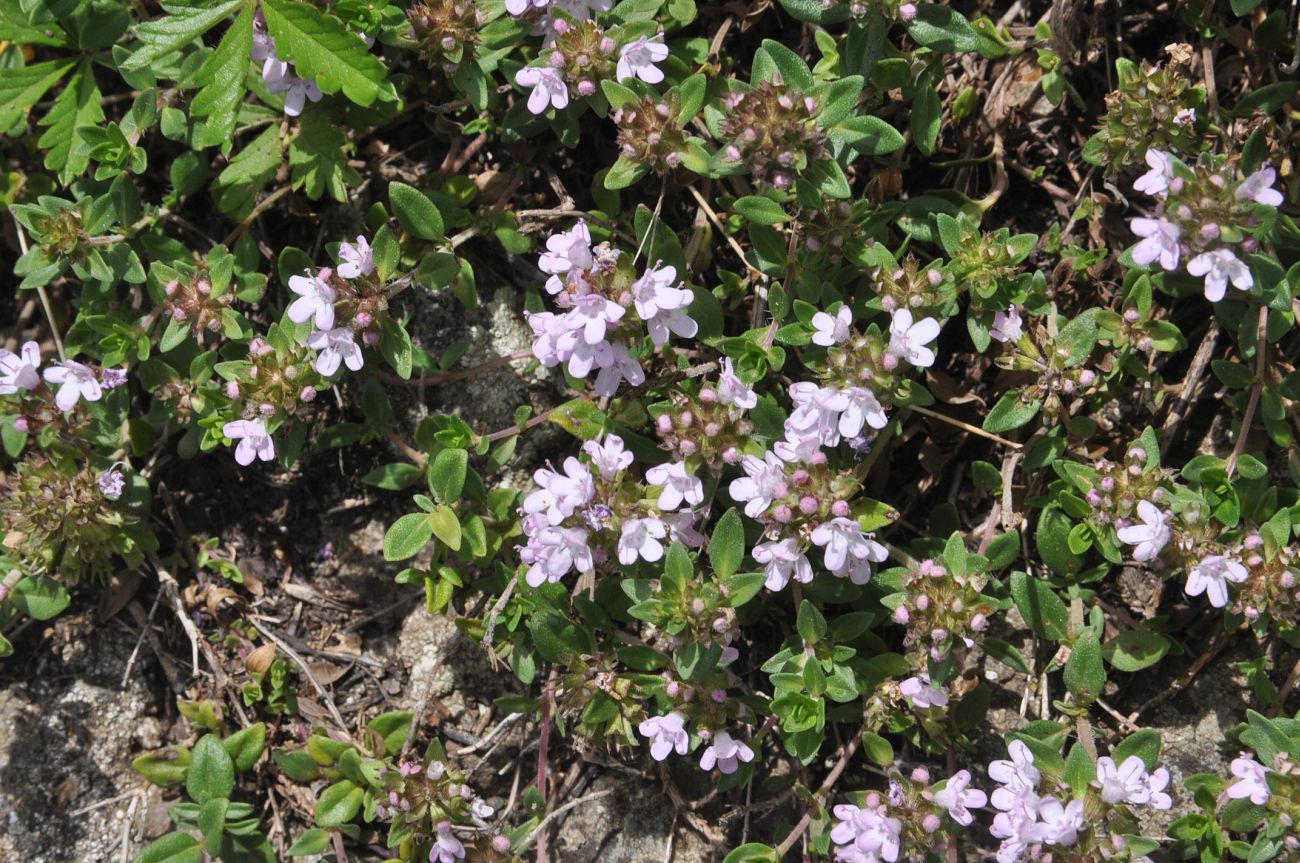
[
  {"left": 0, "top": 58, "right": 75, "bottom": 129},
  {"left": 187, "top": 734, "right": 236, "bottom": 804}
]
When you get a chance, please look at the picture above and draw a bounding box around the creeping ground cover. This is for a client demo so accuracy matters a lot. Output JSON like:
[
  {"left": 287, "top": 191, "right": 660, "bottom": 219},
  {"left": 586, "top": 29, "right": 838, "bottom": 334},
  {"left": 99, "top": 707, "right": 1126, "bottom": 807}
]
[{"left": 2, "top": 0, "right": 1300, "bottom": 861}]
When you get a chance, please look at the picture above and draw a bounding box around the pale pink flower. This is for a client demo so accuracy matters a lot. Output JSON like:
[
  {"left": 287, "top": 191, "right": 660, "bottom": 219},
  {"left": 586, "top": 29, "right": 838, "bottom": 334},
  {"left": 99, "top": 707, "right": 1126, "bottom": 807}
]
[
  {"left": 811, "top": 306, "right": 853, "bottom": 347},
  {"left": 899, "top": 674, "right": 948, "bottom": 709},
  {"left": 1133, "top": 148, "right": 1175, "bottom": 198},
  {"left": 1226, "top": 757, "right": 1270, "bottom": 805},
  {"left": 1116, "top": 500, "right": 1171, "bottom": 562},
  {"left": 618, "top": 517, "right": 667, "bottom": 565},
  {"left": 990, "top": 306, "right": 1023, "bottom": 343},
  {"left": 0, "top": 341, "right": 41, "bottom": 394},
  {"left": 887, "top": 309, "right": 941, "bottom": 368},
  {"left": 752, "top": 537, "right": 812, "bottom": 591},
  {"left": 515, "top": 66, "right": 569, "bottom": 114},
  {"left": 307, "top": 327, "right": 364, "bottom": 376},
  {"left": 1187, "top": 248, "right": 1252, "bottom": 302},
  {"left": 1130, "top": 217, "right": 1181, "bottom": 270},
  {"left": 1236, "top": 167, "right": 1284, "bottom": 207},
  {"left": 616, "top": 36, "right": 668, "bottom": 84},
  {"left": 638, "top": 712, "right": 689, "bottom": 761},
  {"left": 223, "top": 419, "right": 276, "bottom": 466},
  {"left": 337, "top": 236, "right": 374, "bottom": 279},
  {"left": 287, "top": 269, "right": 337, "bottom": 330},
  {"left": 698, "top": 731, "right": 753, "bottom": 774},
  {"left": 645, "top": 461, "right": 702, "bottom": 510},
  {"left": 1185, "top": 553, "right": 1248, "bottom": 608},
  {"left": 933, "top": 770, "right": 987, "bottom": 826},
  {"left": 42, "top": 360, "right": 103, "bottom": 411}
]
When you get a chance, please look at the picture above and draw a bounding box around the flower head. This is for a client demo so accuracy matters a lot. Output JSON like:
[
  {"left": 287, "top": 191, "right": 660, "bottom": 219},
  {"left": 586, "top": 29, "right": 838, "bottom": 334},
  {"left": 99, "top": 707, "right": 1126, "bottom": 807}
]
[
  {"left": 752, "top": 537, "right": 812, "bottom": 591},
  {"left": 538, "top": 221, "right": 593, "bottom": 289},
  {"left": 223, "top": 419, "right": 276, "bottom": 466},
  {"left": 1187, "top": 248, "right": 1252, "bottom": 302},
  {"left": 617, "top": 36, "right": 668, "bottom": 84},
  {"left": 717, "top": 358, "right": 757, "bottom": 409},
  {"left": 1032, "top": 797, "right": 1083, "bottom": 846},
  {"left": 1130, "top": 217, "right": 1181, "bottom": 271},
  {"left": 1094, "top": 755, "right": 1153, "bottom": 805},
  {"left": 307, "top": 327, "right": 364, "bottom": 376},
  {"left": 933, "top": 770, "right": 987, "bottom": 826},
  {"left": 42, "top": 360, "right": 103, "bottom": 411},
  {"left": 1236, "top": 167, "right": 1284, "bottom": 207},
  {"left": 990, "top": 307, "right": 1023, "bottom": 344},
  {"left": 582, "top": 434, "right": 632, "bottom": 479},
  {"left": 698, "top": 731, "right": 754, "bottom": 774},
  {"left": 516, "top": 66, "right": 570, "bottom": 114},
  {"left": 98, "top": 466, "right": 126, "bottom": 499},
  {"left": 645, "top": 461, "right": 703, "bottom": 511},
  {"left": 1226, "top": 757, "right": 1270, "bottom": 805},
  {"left": 899, "top": 674, "right": 948, "bottom": 709},
  {"left": 1116, "top": 500, "right": 1171, "bottom": 562},
  {"left": 811, "top": 306, "right": 853, "bottom": 347},
  {"left": 618, "top": 517, "right": 667, "bottom": 564},
  {"left": 1133, "top": 148, "right": 1175, "bottom": 198},
  {"left": 887, "top": 309, "right": 941, "bottom": 368},
  {"left": 728, "top": 451, "right": 787, "bottom": 518},
  {"left": 337, "top": 236, "right": 374, "bottom": 279},
  {"left": 810, "top": 518, "right": 888, "bottom": 584},
  {"left": 287, "top": 269, "right": 337, "bottom": 331},
  {"left": 430, "top": 822, "right": 466, "bottom": 863},
  {"left": 0, "top": 341, "right": 41, "bottom": 394},
  {"left": 638, "top": 712, "right": 689, "bottom": 761},
  {"left": 1185, "top": 553, "right": 1248, "bottom": 608}
]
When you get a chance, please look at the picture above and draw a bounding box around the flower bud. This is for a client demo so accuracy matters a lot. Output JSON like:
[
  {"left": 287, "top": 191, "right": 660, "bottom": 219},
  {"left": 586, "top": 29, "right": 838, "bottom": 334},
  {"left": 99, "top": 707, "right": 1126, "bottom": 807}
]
[
  {"left": 881, "top": 352, "right": 899, "bottom": 371},
  {"left": 898, "top": 2, "right": 918, "bottom": 20},
  {"left": 799, "top": 495, "right": 818, "bottom": 515},
  {"left": 809, "top": 450, "right": 828, "bottom": 466},
  {"left": 892, "top": 606, "right": 910, "bottom": 625},
  {"left": 921, "top": 813, "right": 941, "bottom": 833},
  {"left": 699, "top": 386, "right": 717, "bottom": 403},
  {"left": 13, "top": 417, "right": 29, "bottom": 433},
  {"left": 792, "top": 469, "right": 810, "bottom": 486},
  {"left": 657, "top": 414, "right": 674, "bottom": 434},
  {"left": 259, "top": 402, "right": 275, "bottom": 415},
  {"left": 1078, "top": 369, "right": 1096, "bottom": 386},
  {"left": 679, "top": 439, "right": 698, "bottom": 455},
  {"left": 196, "top": 279, "right": 211, "bottom": 295},
  {"left": 916, "top": 595, "right": 930, "bottom": 611},
  {"left": 971, "top": 613, "right": 987, "bottom": 631},
  {"left": 722, "top": 446, "right": 741, "bottom": 464},
  {"left": 911, "top": 766, "right": 930, "bottom": 783},
  {"left": 226, "top": 381, "right": 241, "bottom": 399},
  {"left": 773, "top": 504, "right": 794, "bottom": 523},
  {"left": 493, "top": 836, "right": 511, "bottom": 853},
  {"left": 300, "top": 386, "right": 316, "bottom": 402},
  {"left": 831, "top": 500, "right": 850, "bottom": 518},
  {"left": 363, "top": 329, "right": 380, "bottom": 346},
  {"left": 577, "top": 79, "right": 596, "bottom": 97},
  {"left": 710, "top": 688, "right": 726, "bottom": 703}
]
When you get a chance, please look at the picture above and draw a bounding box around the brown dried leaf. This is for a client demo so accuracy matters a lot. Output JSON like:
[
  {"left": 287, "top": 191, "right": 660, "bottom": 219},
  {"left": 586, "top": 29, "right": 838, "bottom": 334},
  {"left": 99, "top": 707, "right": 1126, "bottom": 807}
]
[{"left": 244, "top": 643, "right": 277, "bottom": 675}]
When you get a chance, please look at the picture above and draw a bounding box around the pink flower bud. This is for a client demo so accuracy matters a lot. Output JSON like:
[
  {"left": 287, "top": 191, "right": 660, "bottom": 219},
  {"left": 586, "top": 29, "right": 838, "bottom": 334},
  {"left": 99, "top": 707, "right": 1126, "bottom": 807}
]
[
  {"left": 1123, "top": 308, "right": 1140, "bottom": 323},
  {"left": 916, "top": 595, "right": 930, "bottom": 611},
  {"left": 922, "top": 813, "right": 941, "bottom": 833},
  {"left": 363, "top": 329, "right": 380, "bottom": 346},
  {"left": 722, "top": 446, "right": 741, "bottom": 464},
  {"left": 300, "top": 386, "right": 316, "bottom": 402},
  {"left": 892, "top": 606, "right": 909, "bottom": 624},
  {"left": 13, "top": 417, "right": 28, "bottom": 433},
  {"left": 881, "top": 295, "right": 898, "bottom": 312},
  {"left": 679, "top": 439, "right": 698, "bottom": 455},
  {"left": 657, "top": 414, "right": 674, "bottom": 434},
  {"left": 773, "top": 505, "right": 794, "bottom": 523},
  {"left": 665, "top": 680, "right": 681, "bottom": 697},
  {"left": 165, "top": 280, "right": 180, "bottom": 296},
  {"left": 493, "top": 836, "right": 511, "bottom": 853},
  {"left": 577, "top": 79, "right": 596, "bottom": 97},
  {"left": 809, "top": 450, "right": 827, "bottom": 466},
  {"left": 799, "top": 495, "right": 818, "bottom": 515},
  {"left": 1078, "top": 369, "right": 1096, "bottom": 386},
  {"left": 259, "top": 402, "right": 275, "bottom": 415},
  {"left": 196, "top": 279, "right": 211, "bottom": 295},
  {"left": 911, "top": 766, "right": 930, "bottom": 783},
  {"left": 704, "top": 422, "right": 720, "bottom": 437},
  {"left": 899, "top": 3, "right": 918, "bottom": 20},
  {"left": 831, "top": 500, "right": 850, "bottom": 518},
  {"left": 1100, "top": 476, "right": 1115, "bottom": 492},
  {"left": 598, "top": 36, "right": 616, "bottom": 54},
  {"left": 792, "top": 469, "right": 810, "bottom": 486},
  {"left": 881, "top": 352, "right": 899, "bottom": 371},
  {"left": 710, "top": 688, "right": 726, "bottom": 703},
  {"left": 1244, "top": 534, "right": 1263, "bottom": 549},
  {"left": 725, "top": 145, "right": 742, "bottom": 161},
  {"left": 971, "top": 613, "right": 987, "bottom": 632},
  {"left": 171, "top": 308, "right": 188, "bottom": 322},
  {"left": 699, "top": 387, "right": 717, "bottom": 403},
  {"left": 226, "top": 381, "right": 241, "bottom": 399}
]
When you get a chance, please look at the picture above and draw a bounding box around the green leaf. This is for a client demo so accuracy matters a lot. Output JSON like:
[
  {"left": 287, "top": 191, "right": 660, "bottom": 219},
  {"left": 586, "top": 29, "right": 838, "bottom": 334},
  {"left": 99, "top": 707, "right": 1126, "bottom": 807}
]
[
  {"left": 1063, "top": 630, "right": 1105, "bottom": 705},
  {"left": 906, "top": 4, "right": 980, "bottom": 53},
  {"left": 1063, "top": 743, "right": 1095, "bottom": 796},
  {"left": 261, "top": 0, "right": 390, "bottom": 106},
  {"left": 287, "top": 828, "right": 332, "bottom": 856},
  {"left": 0, "top": 1, "right": 72, "bottom": 46},
  {"left": 136, "top": 832, "right": 203, "bottom": 863},
  {"left": 1056, "top": 309, "right": 1098, "bottom": 367},
  {"left": 723, "top": 843, "right": 781, "bottom": 863},
  {"left": 214, "top": 125, "right": 283, "bottom": 220},
  {"left": 187, "top": 734, "right": 236, "bottom": 804},
  {"left": 0, "top": 58, "right": 75, "bottom": 129},
  {"left": 389, "top": 182, "right": 445, "bottom": 240},
  {"left": 796, "top": 600, "right": 828, "bottom": 645},
  {"left": 428, "top": 448, "right": 468, "bottom": 504},
  {"left": 984, "top": 638, "right": 1032, "bottom": 674},
  {"left": 604, "top": 155, "right": 650, "bottom": 190},
  {"left": 10, "top": 575, "right": 71, "bottom": 621},
  {"left": 378, "top": 315, "right": 413, "bottom": 379},
  {"left": 1036, "top": 504, "right": 1081, "bottom": 577},
  {"left": 121, "top": 0, "right": 244, "bottom": 71},
  {"left": 860, "top": 730, "right": 894, "bottom": 766},
  {"left": 757, "top": 39, "right": 814, "bottom": 90},
  {"left": 984, "top": 390, "right": 1040, "bottom": 433},
  {"left": 733, "top": 195, "right": 788, "bottom": 225},
  {"left": 384, "top": 512, "right": 433, "bottom": 561},
  {"left": 38, "top": 60, "right": 105, "bottom": 185},
  {"left": 1113, "top": 729, "right": 1162, "bottom": 770},
  {"left": 314, "top": 779, "right": 364, "bottom": 827},
  {"left": 709, "top": 508, "right": 745, "bottom": 580},
  {"left": 1009, "top": 571, "right": 1069, "bottom": 642},
  {"left": 1102, "top": 630, "right": 1172, "bottom": 672},
  {"left": 290, "top": 111, "right": 360, "bottom": 201},
  {"left": 272, "top": 750, "right": 320, "bottom": 782},
  {"left": 429, "top": 505, "right": 461, "bottom": 551},
  {"left": 361, "top": 462, "right": 422, "bottom": 490},
  {"left": 910, "top": 71, "right": 941, "bottom": 155},
  {"left": 223, "top": 723, "right": 266, "bottom": 772},
  {"left": 198, "top": 797, "right": 229, "bottom": 855},
  {"left": 191, "top": 2, "right": 254, "bottom": 149}
]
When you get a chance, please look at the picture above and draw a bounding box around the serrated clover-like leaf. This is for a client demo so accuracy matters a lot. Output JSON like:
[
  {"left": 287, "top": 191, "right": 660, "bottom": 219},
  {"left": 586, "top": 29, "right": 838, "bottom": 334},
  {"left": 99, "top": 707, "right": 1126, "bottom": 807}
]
[
  {"left": 0, "top": 0, "right": 72, "bottom": 47},
  {"left": 38, "top": 60, "right": 105, "bottom": 185},
  {"left": 289, "top": 111, "right": 359, "bottom": 201},
  {"left": 261, "top": 0, "right": 389, "bottom": 106},
  {"left": 0, "top": 58, "right": 75, "bottom": 129},
  {"left": 121, "top": 0, "right": 244, "bottom": 71},
  {"left": 191, "top": 2, "right": 253, "bottom": 149}
]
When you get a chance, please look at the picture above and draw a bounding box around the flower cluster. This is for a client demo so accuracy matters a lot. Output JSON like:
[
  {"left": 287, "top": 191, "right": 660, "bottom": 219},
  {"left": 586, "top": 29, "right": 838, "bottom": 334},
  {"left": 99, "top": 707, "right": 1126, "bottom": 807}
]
[
  {"left": 526, "top": 222, "right": 697, "bottom": 396},
  {"left": 371, "top": 755, "right": 510, "bottom": 862},
  {"left": 162, "top": 269, "right": 234, "bottom": 340},
  {"left": 888, "top": 556, "right": 994, "bottom": 669},
  {"left": 1128, "top": 149, "right": 1283, "bottom": 301},
  {"left": 1, "top": 341, "right": 126, "bottom": 415},
  {"left": 252, "top": 9, "right": 323, "bottom": 116},
  {"left": 513, "top": 19, "right": 666, "bottom": 115},
  {"left": 830, "top": 766, "right": 987, "bottom": 863},
  {"left": 1088, "top": 59, "right": 1205, "bottom": 172},
  {"left": 613, "top": 94, "right": 691, "bottom": 174},
  {"left": 408, "top": 0, "right": 481, "bottom": 72},
  {"left": 517, "top": 434, "right": 705, "bottom": 587},
  {"left": 652, "top": 359, "right": 757, "bottom": 465},
  {"left": 988, "top": 741, "right": 1170, "bottom": 863},
  {"left": 718, "top": 82, "right": 826, "bottom": 189}
]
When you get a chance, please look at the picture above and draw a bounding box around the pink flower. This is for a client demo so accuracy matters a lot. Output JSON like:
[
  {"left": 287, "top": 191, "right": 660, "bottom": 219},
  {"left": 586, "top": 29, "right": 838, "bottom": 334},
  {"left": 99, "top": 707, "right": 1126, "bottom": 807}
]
[
  {"left": 1133, "top": 148, "right": 1175, "bottom": 198},
  {"left": 887, "top": 309, "right": 941, "bottom": 368},
  {"left": 753, "top": 537, "right": 812, "bottom": 591},
  {"left": 631, "top": 264, "right": 696, "bottom": 346},
  {"left": 698, "top": 731, "right": 753, "bottom": 774},
  {"left": 616, "top": 36, "right": 668, "bottom": 84},
  {"left": 933, "top": 770, "right": 987, "bottom": 826},
  {"left": 1032, "top": 797, "right": 1083, "bottom": 846},
  {"left": 838, "top": 387, "right": 888, "bottom": 438},
  {"left": 717, "top": 358, "right": 757, "bottom": 409},
  {"left": 287, "top": 269, "right": 337, "bottom": 330},
  {"left": 1094, "top": 755, "right": 1152, "bottom": 805},
  {"left": 223, "top": 419, "right": 276, "bottom": 466},
  {"left": 786, "top": 381, "right": 850, "bottom": 447},
  {"left": 515, "top": 66, "right": 569, "bottom": 114},
  {"left": 592, "top": 341, "right": 644, "bottom": 396},
  {"left": 307, "top": 327, "right": 364, "bottom": 376},
  {"left": 990, "top": 306, "right": 1023, "bottom": 343},
  {"left": 989, "top": 740, "right": 1041, "bottom": 804},
  {"left": 1187, "top": 248, "right": 1252, "bottom": 302},
  {"left": 520, "top": 524, "right": 594, "bottom": 586},
  {"left": 811, "top": 306, "right": 853, "bottom": 347},
  {"left": 1116, "top": 500, "right": 1171, "bottom": 562},
  {"left": 42, "top": 360, "right": 103, "bottom": 411},
  {"left": 728, "top": 451, "right": 787, "bottom": 518},
  {"left": 0, "top": 341, "right": 41, "bottom": 394},
  {"left": 505, "top": 0, "right": 549, "bottom": 14},
  {"left": 538, "top": 221, "right": 593, "bottom": 292},
  {"left": 1185, "top": 553, "right": 1248, "bottom": 608},
  {"left": 638, "top": 712, "right": 689, "bottom": 761},
  {"left": 337, "top": 236, "right": 374, "bottom": 279},
  {"left": 1236, "top": 167, "right": 1284, "bottom": 207},
  {"left": 618, "top": 517, "right": 667, "bottom": 564},
  {"left": 645, "top": 461, "right": 702, "bottom": 510},
  {"left": 524, "top": 457, "right": 594, "bottom": 525},
  {"left": 1130, "top": 217, "right": 1181, "bottom": 270},
  {"left": 1226, "top": 757, "right": 1270, "bottom": 805},
  {"left": 430, "top": 822, "right": 465, "bottom": 863},
  {"left": 899, "top": 674, "right": 948, "bottom": 709},
  {"left": 582, "top": 434, "right": 632, "bottom": 479},
  {"left": 810, "top": 518, "right": 888, "bottom": 584}
]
